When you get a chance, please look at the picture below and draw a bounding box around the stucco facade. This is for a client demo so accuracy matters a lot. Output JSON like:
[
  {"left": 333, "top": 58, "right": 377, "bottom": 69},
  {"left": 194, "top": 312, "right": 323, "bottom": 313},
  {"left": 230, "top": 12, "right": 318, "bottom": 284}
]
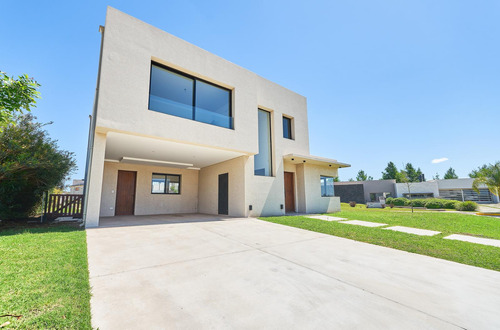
[{"left": 83, "top": 7, "right": 349, "bottom": 227}]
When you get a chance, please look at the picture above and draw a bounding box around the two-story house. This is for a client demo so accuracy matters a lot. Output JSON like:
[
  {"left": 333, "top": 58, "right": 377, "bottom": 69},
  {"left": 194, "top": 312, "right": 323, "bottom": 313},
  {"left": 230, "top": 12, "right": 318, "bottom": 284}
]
[{"left": 83, "top": 7, "right": 349, "bottom": 227}]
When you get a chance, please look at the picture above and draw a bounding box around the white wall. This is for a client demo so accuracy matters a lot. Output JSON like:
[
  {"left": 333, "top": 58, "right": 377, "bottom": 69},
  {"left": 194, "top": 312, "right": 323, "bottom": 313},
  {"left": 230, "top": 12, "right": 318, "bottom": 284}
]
[
  {"left": 198, "top": 156, "right": 247, "bottom": 217},
  {"left": 302, "top": 164, "right": 340, "bottom": 213},
  {"left": 395, "top": 182, "right": 439, "bottom": 198},
  {"left": 100, "top": 162, "right": 198, "bottom": 217}
]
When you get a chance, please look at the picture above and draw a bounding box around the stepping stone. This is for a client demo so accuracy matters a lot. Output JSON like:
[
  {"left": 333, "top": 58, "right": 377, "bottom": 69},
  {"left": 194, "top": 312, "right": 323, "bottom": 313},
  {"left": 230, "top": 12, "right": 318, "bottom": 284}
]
[
  {"left": 384, "top": 226, "right": 441, "bottom": 236},
  {"left": 306, "top": 215, "right": 346, "bottom": 221},
  {"left": 444, "top": 234, "right": 500, "bottom": 248},
  {"left": 340, "top": 220, "right": 387, "bottom": 227}
]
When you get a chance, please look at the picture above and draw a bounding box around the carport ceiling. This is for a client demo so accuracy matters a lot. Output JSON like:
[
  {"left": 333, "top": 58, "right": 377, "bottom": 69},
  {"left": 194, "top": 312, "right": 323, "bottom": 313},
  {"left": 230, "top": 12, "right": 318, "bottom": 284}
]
[{"left": 104, "top": 132, "right": 246, "bottom": 168}]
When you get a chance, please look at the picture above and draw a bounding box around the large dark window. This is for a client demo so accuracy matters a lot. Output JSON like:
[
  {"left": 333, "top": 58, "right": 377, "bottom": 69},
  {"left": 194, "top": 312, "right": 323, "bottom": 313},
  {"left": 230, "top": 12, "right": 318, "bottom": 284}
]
[
  {"left": 282, "top": 116, "right": 292, "bottom": 139},
  {"left": 152, "top": 173, "right": 181, "bottom": 194},
  {"left": 254, "top": 109, "right": 272, "bottom": 176},
  {"left": 149, "top": 63, "right": 233, "bottom": 129}
]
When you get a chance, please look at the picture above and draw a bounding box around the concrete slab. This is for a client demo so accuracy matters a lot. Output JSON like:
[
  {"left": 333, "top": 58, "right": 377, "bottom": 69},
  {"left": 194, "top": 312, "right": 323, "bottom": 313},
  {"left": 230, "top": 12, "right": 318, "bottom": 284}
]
[
  {"left": 305, "top": 215, "right": 347, "bottom": 221},
  {"left": 87, "top": 215, "right": 500, "bottom": 329},
  {"left": 384, "top": 226, "right": 441, "bottom": 236},
  {"left": 444, "top": 234, "right": 500, "bottom": 248},
  {"left": 340, "top": 220, "right": 387, "bottom": 227}
]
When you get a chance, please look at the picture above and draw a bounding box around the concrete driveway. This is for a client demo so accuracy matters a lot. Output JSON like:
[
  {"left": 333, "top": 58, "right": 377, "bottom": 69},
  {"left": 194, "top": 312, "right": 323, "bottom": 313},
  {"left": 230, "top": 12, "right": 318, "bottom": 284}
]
[{"left": 87, "top": 214, "right": 500, "bottom": 329}]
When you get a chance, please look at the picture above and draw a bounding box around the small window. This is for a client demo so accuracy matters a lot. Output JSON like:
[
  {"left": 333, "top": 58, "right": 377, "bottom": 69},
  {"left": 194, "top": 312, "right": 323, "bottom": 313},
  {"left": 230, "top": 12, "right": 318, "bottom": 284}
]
[
  {"left": 151, "top": 173, "right": 181, "bottom": 194},
  {"left": 282, "top": 116, "right": 292, "bottom": 139},
  {"left": 320, "top": 176, "right": 334, "bottom": 197},
  {"left": 254, "top": 109, "right": 273, "bottom": 176}
]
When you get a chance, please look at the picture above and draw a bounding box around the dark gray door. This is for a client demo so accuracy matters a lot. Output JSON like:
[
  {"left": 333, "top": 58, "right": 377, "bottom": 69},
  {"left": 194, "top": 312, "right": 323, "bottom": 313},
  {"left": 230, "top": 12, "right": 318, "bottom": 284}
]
[{"left": 218, "top": 173, "right": 228, "bottom": 215}]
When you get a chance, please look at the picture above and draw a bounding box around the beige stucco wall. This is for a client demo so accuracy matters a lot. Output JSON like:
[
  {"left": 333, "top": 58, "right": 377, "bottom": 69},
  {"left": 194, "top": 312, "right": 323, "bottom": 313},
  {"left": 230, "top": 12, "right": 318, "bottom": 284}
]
[
  {"left": 100, "top": 162, "right": 198, "bottom": 217},
  {"left": 302, "top": 164, "right": 340, "bottom": 213},
  {"left": 198, "top": 156, "right": 247, "bottom": 217},
  {"left": 85, "top": 132, "right": 107, "bottom": 227},
  {"left": 96, "top": 7, "right": 310, "bottom": 157}
]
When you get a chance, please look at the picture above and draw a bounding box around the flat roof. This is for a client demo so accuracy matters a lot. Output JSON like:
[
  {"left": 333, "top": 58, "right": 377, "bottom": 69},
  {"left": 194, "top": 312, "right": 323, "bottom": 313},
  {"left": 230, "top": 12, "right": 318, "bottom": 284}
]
[{"left": 283, "top": 154, "right": 350, "bottom": 168}]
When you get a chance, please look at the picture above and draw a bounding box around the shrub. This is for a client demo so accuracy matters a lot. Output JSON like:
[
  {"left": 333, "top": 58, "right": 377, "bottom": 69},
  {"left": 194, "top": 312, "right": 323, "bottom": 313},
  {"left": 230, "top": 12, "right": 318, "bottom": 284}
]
[
  {"left": 391, "top": 197, "right": 408, "bottom": 206},
  {"left": 385, "top": 197, "right": 393, "bottom": 204},
  {"left": 455, "top": 201, "right": 478, "bottom": 211},
  {"left": 0, "top": 115, "right": 76, "bottom": 220},
  {"left": 410, "top": 199, "right": 427, "bottom": 207},
  {"left": 425, "top": 199, "right": 444, "bottom": 209},
  {"left": 443, "top": 200, "right": 459, "bottom": 209}
]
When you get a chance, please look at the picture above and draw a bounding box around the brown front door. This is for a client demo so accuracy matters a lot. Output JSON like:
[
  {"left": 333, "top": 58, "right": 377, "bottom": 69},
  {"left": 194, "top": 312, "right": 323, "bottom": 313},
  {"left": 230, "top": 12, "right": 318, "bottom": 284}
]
[
  {"left": 115, "top": 170, "right": 137, "bottom": 215},
  {"left": 284, "top": 172, "right": 295, "bottom": 213}
]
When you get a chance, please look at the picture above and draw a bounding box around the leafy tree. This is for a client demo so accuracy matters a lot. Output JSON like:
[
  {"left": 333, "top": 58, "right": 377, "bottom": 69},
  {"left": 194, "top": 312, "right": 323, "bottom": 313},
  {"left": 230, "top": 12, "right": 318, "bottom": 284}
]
[
  {"left": 381, "top": 162, "right": 399, "bottom": 180},
  {"left": 333, "top": 177, "right": 340, "bottom": 182},
  {"left": 433, "top": 173, "right": 440, "bottom": 180},
  {"left": 0, "top": 115, "right": 76, "bottom": 219},
  {"left": 443, "top": 167, "right": 458, "bottom": 179},
  {"left": 472, "top": 162, "right": 500, "bottom": 199},
  {"left": 403, "top": 163, "right": 422, "bottom": 182},
  {"left": 0, "top": 71, "right": 41, "bottom": 129},
  {"left": 399, "top": 170, "right": 416, "bottom": 213},
  {"left": 348, "top": 178, "right": 354, "bottom": 182},
  {"left": 356, "top": 170, "right": 373, "bottom": 181},
  {"left": 469, "top": 165, "right": 488, "bottom": 178}
]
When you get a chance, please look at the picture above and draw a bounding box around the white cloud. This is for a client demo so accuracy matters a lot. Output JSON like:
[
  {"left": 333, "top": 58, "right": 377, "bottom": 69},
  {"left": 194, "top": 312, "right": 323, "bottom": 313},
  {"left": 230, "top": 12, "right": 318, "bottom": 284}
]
[{"left": 432, "top": 158, "right": 449, "bottom": 164}]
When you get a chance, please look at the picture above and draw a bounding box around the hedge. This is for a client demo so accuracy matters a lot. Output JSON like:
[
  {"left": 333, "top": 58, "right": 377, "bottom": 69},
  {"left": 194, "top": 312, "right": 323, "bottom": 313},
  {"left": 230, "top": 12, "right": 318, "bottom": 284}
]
[{"left": 385, "top": 197, "right": 475, "bottom": 210}]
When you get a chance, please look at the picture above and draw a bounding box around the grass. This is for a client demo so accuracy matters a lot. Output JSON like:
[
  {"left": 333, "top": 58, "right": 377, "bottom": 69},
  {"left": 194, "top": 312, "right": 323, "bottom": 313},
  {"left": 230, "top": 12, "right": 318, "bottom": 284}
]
[
  {"left": 0, "top": 226, "right": 91, "bottom": 329},
  {"left": 261, "top": 204, "right": 500, "bottom": 271}
]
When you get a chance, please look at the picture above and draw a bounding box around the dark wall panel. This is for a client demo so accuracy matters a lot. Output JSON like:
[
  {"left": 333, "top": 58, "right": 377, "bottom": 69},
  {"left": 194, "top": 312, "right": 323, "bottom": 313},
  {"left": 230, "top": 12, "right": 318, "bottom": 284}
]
[{"left": 334, "top": 184, "right": 365, "bottom": 204}]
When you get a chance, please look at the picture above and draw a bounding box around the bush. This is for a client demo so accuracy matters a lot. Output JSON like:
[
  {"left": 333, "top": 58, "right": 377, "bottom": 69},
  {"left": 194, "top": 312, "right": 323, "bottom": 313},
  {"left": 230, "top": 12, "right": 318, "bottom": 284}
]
[
  {"left": 424, "top": 199, "right": 444, "bottom": 209},
  {"left": 385, "top": 197, "right": 393, "bottom": 204},
  {"left": 0, "top": 115, "right": 76, "bottom": 220},
  {"left": 455, "top": 201, "right": 478, "bottom": 212},
  {"left": 409, "top": 199, "right": 427, "bottom": 207},
  {"left": 443, "top": 200, "right": 459, "bottom": 209},
  {"left": 391, "top": 197, "right": 408, "bottom": 206}
]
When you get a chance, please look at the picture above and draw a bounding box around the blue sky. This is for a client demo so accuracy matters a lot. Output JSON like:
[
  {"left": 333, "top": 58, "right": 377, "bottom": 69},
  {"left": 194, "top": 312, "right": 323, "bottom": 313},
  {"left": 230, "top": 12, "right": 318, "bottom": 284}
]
[{"left": 1, "top": 0, "right": 499, "bottom": 182}]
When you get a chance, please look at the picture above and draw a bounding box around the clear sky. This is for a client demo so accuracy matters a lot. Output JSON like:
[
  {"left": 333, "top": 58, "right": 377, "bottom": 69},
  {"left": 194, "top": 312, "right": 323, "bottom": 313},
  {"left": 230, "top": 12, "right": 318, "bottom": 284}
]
[{"left": 1, "top": 0, "right": 499, "bottom": 182}]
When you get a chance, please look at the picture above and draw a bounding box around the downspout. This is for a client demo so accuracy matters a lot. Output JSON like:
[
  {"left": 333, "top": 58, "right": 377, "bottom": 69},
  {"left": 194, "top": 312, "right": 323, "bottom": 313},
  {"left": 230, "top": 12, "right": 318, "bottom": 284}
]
[{"left": 82, "top": 25, "right": 105, "bottom": 227}]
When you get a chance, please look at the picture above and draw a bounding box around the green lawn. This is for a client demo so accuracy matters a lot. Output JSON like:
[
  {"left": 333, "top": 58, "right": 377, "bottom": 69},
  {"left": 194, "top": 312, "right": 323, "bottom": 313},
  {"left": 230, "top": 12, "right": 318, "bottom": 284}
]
[
  {"left": 0, "top": 226, "right": 91, "bottom": 329},
  {"left": 261, "top": 204, "right": 500, "bottom": 271}
]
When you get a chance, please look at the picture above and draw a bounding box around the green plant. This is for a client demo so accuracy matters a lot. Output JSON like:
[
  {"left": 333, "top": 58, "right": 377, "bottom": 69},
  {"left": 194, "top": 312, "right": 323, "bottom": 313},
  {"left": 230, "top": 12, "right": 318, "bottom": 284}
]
[
  {"left": 443, "top": 200, "right": 459, "bottom": 209},
  {"left": 0, "top": 115, "right": 76, "bottom": 219},
  {"left": 410, "top": 199, "right": 427, "bottom": 207},
  {"left": 385, "top": 197, "right": 393, "bottom": 204},
  {"left": 391, "top": 197, "right": 408, "bottom": 206},
  {"left": 0, "top": 71, "right": 41, "bottom": 129},
  {"left": 455, "top": 201, "right": 478, "bottom": 211},
  {"left": 425, "top": 200, "right": 444, "bottom": 209},
  {"left": 472, "top": 161, "right": 500, "bottom": 199}
]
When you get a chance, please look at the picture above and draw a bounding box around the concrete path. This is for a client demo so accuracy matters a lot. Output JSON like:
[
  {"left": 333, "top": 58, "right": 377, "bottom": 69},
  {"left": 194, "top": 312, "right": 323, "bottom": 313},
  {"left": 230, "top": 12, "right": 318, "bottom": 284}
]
[
  {"left": 384, "top": 226, "right": 441, "bottom": 236},
  {"left": 87, "top": 215, "right": 500, "bottom": 329},
  {"left": 340, "top": 219, "right": 388, "bottom": 227},
  {"left": 444, "top": 234, "right": 500, "bottom": 247}
]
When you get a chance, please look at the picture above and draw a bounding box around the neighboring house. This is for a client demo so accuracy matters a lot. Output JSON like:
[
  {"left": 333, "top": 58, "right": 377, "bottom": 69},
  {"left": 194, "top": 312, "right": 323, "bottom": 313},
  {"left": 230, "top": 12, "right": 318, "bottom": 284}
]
[
  {"left": 82, "top": 7, "right": 350, "bottom": 227},
  {"left": 395, "top": 178, "right": 499, "bottom": 203},
  {"left": 334, "top": 180, "right": 396, "bottom": 204},
  {"left": 69, "top": 179, "right": 84, "bottom": 195},
  {"left": 334, "top": 178, "right": 499, "bottom": 204}
]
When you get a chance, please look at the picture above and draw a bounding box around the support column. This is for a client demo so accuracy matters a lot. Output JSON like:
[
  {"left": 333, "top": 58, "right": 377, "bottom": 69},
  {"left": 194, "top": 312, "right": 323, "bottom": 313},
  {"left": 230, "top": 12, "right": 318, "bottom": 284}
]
[{"left": 84, "top": 132, "right": 107, "bottom": 227}]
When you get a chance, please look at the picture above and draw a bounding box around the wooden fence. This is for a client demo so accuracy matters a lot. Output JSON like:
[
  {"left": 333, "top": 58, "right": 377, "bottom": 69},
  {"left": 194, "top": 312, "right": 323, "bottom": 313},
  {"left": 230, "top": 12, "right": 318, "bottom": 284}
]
[{"left": 45, "top": 194, "right": 84, "bottom": 219}]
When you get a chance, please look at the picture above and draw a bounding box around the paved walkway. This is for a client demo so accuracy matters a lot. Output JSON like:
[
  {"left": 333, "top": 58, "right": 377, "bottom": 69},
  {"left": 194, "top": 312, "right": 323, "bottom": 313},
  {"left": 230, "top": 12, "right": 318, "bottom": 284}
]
[{"left": 87, "top": 214, "right": 500, "bottom": 329}]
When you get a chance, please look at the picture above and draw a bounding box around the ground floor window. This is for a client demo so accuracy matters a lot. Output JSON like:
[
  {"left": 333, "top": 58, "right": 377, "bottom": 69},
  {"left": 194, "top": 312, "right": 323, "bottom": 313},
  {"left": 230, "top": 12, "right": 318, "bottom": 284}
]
[
  {"left": 321, "top": 176, "right": 335, "bottom": 197},
  {"left": 403, "top": 193, "right": 433, "bottom": 199},
  {"left": 152, "top": 173, "right": 181, "bottom": 194}
]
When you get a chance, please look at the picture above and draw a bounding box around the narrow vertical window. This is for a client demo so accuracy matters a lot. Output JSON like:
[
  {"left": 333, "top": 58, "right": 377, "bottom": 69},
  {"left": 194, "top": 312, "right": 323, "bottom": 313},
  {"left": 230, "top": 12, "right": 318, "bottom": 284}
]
[
  {"left": 320, "top": 176, "right": 334, "bottom": 197},
  {"left": 254, "top": 109, "right": 272, "bottom": 176},
  {"left": 282, "top": 116, "right": 292, "bottom": 139}
]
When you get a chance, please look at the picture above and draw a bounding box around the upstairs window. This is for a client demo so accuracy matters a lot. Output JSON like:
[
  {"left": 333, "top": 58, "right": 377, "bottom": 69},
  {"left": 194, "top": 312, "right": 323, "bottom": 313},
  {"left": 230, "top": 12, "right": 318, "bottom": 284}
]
[
  {"left": 254, "top": 109, "right": 272, "bottom": 176},
  {"left": 320, "top": 176, "right": 334, "bottom": 197},
  {"left": 282, "top": 116, "right": 292, "bottom": 139},
  {"left": 149, "top": 63, "right": 233, "bottom": 129}
]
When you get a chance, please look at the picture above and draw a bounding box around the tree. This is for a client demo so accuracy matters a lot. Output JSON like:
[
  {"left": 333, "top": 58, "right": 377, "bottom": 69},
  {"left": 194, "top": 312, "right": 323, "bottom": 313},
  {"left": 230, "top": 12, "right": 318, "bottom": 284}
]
[
  {"left": 472, "top": 162, "right": 500, "bottom": 199},
  {"left": 381, "top": 162, "right": 399, "bottom": 180},
  {"left": 333, "top": 177, "right": 340, "bottom": 182},
  {"left": 403, "top": 163, "right": 422, "bottom": 182},
  {"left": 348, "top": 178, "right": 354, "bottom": 182},
  {"left": 433, "top": 173, "right": 440, "bottom": 180},
  {"left": 0, "top": 115, "right": 76, "bottom": 219},
  {"left": 356, "top": 170, "right": 373, "bottom": 181},
  {"left": 0, "top": 71, "right": 41, "bottom": 129},
  {"left": 443, "top": 167, "right": 458, "bottom": 179},
  {"left": 399, "top": 170, "right": 416, "bottom": 213},
  {"left": 469, "top": 165, "right": 488, "bottom": 178}
]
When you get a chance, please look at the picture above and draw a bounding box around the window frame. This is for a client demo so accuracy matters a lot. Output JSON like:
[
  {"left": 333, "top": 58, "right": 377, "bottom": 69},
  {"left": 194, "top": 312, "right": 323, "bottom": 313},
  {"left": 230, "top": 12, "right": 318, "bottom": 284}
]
[
  {"left": 320, "top": 176, "right": 335, "bottom": 197},
  {"left": 254, "top": 108, "right": 273, "bottom": 177},
  {"left": 148, "top": 62, "right": 233, "bottom": 129},
  {"left": 282, "top": 115, "right": 293, "bottom": 140},
  {"left": 151, "top": 173, "right": 181, "bottom": 195}
]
